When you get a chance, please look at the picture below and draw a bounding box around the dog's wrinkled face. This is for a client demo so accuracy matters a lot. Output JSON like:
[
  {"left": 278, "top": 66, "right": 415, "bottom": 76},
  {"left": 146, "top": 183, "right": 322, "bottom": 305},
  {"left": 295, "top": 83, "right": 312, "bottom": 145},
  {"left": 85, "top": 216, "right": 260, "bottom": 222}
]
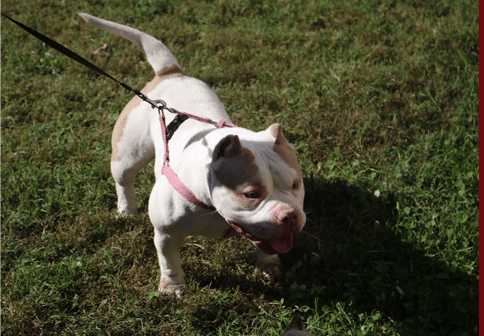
[{"left": 209, "top": 124, "right": 306, "bottom": 255}]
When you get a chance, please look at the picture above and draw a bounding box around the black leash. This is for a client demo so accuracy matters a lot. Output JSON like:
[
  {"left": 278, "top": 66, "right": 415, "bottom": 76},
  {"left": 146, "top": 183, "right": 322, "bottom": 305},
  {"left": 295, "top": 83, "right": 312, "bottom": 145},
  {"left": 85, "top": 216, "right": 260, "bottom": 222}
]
[
  {"left": 2, "top": 14, "right": 137, "bottom": 92},
  {"left": 1, "top": 13, "right": 181, "bottom": 127}
]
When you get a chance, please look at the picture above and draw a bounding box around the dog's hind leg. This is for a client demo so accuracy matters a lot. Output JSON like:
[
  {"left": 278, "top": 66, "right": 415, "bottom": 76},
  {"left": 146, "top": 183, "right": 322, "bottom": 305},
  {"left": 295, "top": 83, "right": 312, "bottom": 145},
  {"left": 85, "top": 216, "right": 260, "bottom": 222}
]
[
  {"left": 110, "top": 93, "right": 155, "bottom": 216},
  {"left": 111, "top": 155, "right": 153, "bottom": 216}
]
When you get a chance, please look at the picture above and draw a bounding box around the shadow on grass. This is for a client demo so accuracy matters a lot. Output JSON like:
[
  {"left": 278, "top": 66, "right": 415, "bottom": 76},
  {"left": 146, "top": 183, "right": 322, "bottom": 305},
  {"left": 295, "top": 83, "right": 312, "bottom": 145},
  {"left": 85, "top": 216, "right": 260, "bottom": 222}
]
[
  {"left": 94, "top": 177, "right": 476, "bottom": 336},
  {"left": 280, "top": 177, "right": 478, "bottom": 335}
]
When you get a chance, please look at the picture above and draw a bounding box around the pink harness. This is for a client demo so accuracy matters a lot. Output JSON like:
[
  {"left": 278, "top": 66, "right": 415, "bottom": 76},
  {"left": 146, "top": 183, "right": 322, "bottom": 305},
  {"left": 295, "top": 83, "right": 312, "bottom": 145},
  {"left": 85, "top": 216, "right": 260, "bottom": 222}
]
[
  {"left": 158, "top": 108, "right": 234, "bottom": 211},
  {"left": 157, "top": 105, "right": 282, "bottom": 252},
  {"left": 0, "top": 13, "right": 257, "bottom": 243}
]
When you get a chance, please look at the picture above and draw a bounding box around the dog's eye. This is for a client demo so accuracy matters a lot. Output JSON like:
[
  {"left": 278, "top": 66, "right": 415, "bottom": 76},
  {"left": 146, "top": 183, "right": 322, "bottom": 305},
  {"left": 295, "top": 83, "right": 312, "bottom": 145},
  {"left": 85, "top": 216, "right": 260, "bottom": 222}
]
[
  {"left": 292, "top": 181, "right": 299, "bottom": 190},
  {"left": 244, "top": 191, "right": 259, "bottom": 199}
]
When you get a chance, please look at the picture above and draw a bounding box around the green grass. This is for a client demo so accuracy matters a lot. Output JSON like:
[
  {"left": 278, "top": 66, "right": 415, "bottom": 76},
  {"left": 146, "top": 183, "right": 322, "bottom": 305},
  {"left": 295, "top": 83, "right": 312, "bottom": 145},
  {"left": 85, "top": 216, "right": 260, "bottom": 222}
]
[{"left": 1, "top": 0, "right": 478, "bottom": 335}]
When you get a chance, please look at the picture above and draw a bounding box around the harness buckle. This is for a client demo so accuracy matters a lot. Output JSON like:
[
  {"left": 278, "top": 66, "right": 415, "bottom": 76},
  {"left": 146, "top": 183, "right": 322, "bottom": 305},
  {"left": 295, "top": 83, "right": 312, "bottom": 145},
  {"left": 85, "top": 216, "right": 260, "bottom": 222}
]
[{"left": 150, "top": 99, "right": 168, "bottom": 116}]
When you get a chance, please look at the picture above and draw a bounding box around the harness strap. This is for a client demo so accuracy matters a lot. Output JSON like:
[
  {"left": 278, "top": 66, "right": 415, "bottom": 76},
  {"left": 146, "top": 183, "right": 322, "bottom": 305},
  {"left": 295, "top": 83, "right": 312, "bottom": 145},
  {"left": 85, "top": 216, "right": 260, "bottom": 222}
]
[
  {"left": 159, "top": 110, "right": 234, "bottom": 211},
  {"left": 162, "top": 165, "right": 215, "bottom": 210},
  {"left": 171, "top": 109, "right": 234, "bottom": 128}
]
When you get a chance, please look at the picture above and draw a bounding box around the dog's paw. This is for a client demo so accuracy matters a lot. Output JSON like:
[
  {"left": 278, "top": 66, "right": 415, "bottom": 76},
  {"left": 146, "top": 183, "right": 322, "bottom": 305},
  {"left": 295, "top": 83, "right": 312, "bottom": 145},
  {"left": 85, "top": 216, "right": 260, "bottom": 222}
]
[
  {"left": 158, "top": 276, "right": 185, "bottom": 298},
  {"left": 254, "top": 249, "right": 283, "bottom": 283},
  {"left": 257, "top": 261, "right": 283, "bottom": 282},
  {"left": 116, "top": 209, "right": 138, "bottom": 217},
  {"left": 159, "top": 283, "right": 184, "bottom": 298}
]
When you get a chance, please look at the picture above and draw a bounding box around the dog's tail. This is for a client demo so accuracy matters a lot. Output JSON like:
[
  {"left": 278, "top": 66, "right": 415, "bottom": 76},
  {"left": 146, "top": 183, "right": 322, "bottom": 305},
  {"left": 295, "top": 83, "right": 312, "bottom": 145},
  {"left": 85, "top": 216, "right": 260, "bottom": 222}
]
[{"left": 78, "top": 13, "right": 181, "bottom": 76}]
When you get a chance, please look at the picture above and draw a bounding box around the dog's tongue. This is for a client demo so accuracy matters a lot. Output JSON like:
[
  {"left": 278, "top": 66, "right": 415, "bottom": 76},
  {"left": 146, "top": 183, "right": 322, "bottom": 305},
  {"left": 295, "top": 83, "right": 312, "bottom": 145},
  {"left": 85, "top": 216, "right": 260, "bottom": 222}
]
[
  {"left": 254, "top": 235, "right": 293, "bottom": 255},
  {"left": 226, "top": 220, "right": 293, "bottom": 255}
]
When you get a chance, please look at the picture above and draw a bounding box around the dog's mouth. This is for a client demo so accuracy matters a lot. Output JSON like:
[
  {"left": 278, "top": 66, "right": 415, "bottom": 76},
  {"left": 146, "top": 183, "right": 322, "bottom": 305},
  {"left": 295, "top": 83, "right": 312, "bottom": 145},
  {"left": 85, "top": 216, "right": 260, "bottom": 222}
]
[{"left": 226, "top": 220, "right": 293, "bottom": 255}]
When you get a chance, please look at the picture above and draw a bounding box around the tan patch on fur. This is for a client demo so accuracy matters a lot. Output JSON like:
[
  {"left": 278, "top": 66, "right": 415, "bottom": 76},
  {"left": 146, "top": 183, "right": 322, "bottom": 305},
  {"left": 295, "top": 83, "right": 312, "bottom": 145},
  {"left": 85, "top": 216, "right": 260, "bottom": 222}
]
[
  {"left": 212, "top": 145, "right": 267, "bottom": 207},
  {"left": 228, "top": 180, "right": 267, "bottom": 208},
  {"left": 214, "top": 147, "right": 259, "bottom": 190},
  {"left": 111, "top": 72, "right": 185, "bottom": 162},
  {"left": 156, "top": 63, "right": 183, "bottom": 76},
  {"left": 274, "top": 142, "right": 302, "bottom": 178},
  {"left": 270, "top": 124, "right": 302, "bottom": 178}
]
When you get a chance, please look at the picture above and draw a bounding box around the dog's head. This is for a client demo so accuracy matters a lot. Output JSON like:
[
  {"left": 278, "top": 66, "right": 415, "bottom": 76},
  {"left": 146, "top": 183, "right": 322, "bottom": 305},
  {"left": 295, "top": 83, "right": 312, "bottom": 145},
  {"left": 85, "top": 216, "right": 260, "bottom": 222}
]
[{"left": 209, "top": 124, "right": 306, "bottom": 254}]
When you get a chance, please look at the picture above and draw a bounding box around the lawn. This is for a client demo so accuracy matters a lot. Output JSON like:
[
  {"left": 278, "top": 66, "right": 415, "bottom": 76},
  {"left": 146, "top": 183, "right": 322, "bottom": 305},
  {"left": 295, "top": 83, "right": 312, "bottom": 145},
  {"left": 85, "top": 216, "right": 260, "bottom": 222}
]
[{"left": 1, "top": 0, "right": 478, "bottom": 335}]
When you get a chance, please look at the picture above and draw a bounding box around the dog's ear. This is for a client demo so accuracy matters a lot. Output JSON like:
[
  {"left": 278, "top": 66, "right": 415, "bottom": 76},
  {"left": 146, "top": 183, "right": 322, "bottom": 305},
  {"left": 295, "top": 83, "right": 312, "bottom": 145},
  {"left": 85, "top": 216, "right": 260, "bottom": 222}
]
[
  {"left": 282, "top": 312, "right": 316, "bottom": 336},
  {"left": 268, "top": 123, "right": 296, "bottom": 150},
  {"left": 269, "top": 123, "right": 287, "bottom": 144},
  {"left": 285, "top": 312, "right": 304, "bottom": 331},
  {"left": 213, "top": 135, "right": 243, "bottom": 159},
  {"left": 268, "top": 124, "right": 301, "bottom": 175},
  {"left": 211, "top": 135, "right": 258, "bottom": 190}
]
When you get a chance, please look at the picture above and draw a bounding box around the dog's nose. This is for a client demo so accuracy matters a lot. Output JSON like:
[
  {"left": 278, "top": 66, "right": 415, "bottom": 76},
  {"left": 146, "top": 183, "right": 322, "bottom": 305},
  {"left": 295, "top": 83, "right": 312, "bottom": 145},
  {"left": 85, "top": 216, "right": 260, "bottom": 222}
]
[
  {"left": 274, "top": 208, "right": 300, "bottom": 232},
  {"left": 280, "top": 211, "right": 297, "bottom": 223}
]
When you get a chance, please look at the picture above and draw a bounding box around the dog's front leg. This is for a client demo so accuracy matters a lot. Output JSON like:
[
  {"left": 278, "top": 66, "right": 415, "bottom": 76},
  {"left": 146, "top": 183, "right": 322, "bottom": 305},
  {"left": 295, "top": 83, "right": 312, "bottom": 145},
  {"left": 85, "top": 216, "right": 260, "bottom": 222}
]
[
  {"left": 153, "top": 229, "right": 186, "bottom": 297},
  {"left": 254, "top": 248, "right": 283, "bottom": 282}
]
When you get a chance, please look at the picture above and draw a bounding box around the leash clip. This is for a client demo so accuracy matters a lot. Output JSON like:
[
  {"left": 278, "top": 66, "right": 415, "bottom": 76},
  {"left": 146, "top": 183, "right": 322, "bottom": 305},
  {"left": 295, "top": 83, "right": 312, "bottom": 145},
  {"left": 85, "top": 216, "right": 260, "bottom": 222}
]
[
  {"left": 150, "top": 99, "right": 169, "bottom": 115},
  {"left": 133, "top": 90, "right": 167, "bottom": 114}
]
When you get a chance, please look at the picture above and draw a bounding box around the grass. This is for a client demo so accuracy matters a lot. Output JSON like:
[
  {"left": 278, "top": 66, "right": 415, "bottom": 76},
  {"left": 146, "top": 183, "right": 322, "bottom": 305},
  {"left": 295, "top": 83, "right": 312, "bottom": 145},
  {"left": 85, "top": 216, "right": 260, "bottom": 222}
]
[{"left": 1, "top": 0, "right": 478, "bottom": 335}]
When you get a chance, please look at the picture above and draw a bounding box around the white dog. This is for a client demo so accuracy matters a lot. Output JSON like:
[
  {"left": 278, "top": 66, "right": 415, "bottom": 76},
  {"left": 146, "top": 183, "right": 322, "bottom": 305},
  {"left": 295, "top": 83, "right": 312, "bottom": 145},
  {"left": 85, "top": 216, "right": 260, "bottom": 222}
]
[{"left": 79, "top": 13, "right": 306, "bottom": 296}]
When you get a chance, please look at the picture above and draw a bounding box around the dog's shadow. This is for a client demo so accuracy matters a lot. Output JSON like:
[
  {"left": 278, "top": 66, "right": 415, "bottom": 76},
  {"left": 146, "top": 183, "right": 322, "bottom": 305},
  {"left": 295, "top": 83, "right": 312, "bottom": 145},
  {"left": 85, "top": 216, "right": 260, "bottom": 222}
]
[
  {"left": 278, "top": 177, "right": 478, "bottom": 334},
  {"left": 138, "top": 175, "right": 476, "bottom": 334}
]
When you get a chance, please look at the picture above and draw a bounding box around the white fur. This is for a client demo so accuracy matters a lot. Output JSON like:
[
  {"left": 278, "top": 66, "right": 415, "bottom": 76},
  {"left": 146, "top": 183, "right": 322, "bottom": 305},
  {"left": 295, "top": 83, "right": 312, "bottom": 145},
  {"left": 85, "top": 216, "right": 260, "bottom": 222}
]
[{"left": 79, "top": 14, "right": 306, "bottom": 296}]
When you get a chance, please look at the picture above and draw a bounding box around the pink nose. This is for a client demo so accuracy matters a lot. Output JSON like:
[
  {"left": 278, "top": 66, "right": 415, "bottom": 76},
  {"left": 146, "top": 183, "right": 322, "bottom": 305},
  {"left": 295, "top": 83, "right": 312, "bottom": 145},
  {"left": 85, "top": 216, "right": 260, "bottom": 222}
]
[{"left": 272, "top": 206, "right": 301, "bottom": 233}]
